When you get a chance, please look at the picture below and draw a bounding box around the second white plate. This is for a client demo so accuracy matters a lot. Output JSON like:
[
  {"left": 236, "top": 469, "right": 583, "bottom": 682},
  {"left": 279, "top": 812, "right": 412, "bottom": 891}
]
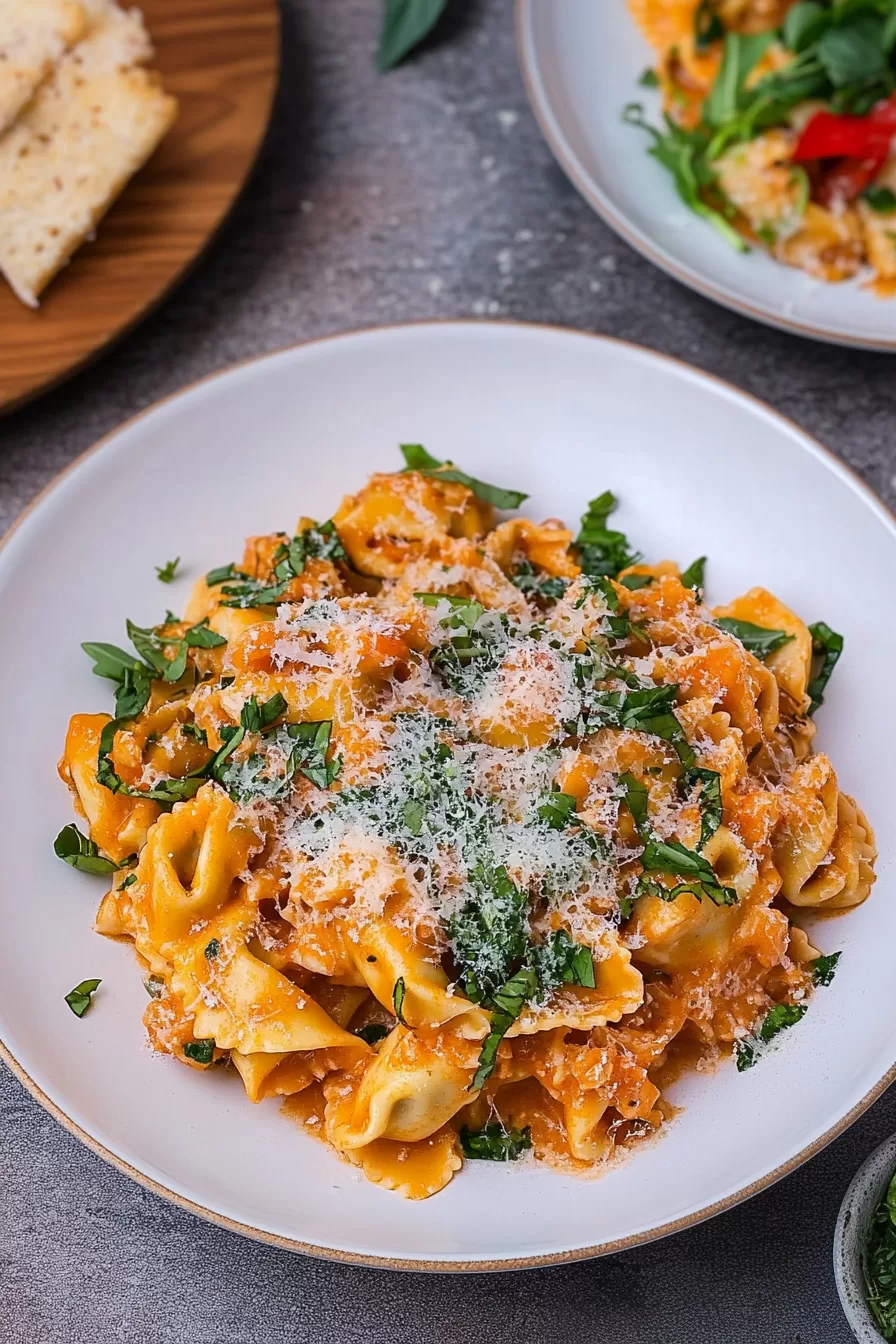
[{"left": 517, "top": 0, "right": 896, "bottom": 349}]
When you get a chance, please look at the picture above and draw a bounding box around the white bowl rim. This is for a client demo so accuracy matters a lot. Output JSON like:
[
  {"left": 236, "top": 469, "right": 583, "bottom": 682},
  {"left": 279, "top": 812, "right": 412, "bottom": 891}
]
[
  {"left": 4, "top": 318, "right": 896, "bottom": 1272},
  {"left": 514, "top": 0, "right": 896, "bottom": 352}
]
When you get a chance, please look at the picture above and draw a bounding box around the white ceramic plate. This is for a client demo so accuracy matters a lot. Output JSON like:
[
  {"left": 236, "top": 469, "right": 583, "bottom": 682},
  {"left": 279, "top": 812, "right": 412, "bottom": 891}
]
[
  {"left": 517, "top": 1, "right": 896, "bottom": 349},
  {"left": 2, "top": 321, "right": 895, "bottom": 1270}
]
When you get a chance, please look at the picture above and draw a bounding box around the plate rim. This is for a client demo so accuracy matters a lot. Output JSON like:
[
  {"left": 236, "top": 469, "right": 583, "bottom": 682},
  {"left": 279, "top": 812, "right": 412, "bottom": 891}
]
[
  {"left": 3, "top": 318, "right": 895, "bottom": 1271},
  {"left": 515, "top": 0, "right": 896, "bottom": 352},
  {"left": 0, "top": 0, "right": 282, "bottom": 418}
]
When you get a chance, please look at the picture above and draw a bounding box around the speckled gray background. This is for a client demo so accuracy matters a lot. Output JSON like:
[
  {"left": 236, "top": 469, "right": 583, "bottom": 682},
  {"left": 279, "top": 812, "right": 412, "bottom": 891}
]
[{"left": 2, "top": 2, "right": 895, "bottom": 1340}]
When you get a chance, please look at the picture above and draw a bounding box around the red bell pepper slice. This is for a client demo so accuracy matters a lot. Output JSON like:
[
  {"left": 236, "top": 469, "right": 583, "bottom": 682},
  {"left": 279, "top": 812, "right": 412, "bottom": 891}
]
[{"left": 794, "top": 95, "right": 896, "bottom": 163}]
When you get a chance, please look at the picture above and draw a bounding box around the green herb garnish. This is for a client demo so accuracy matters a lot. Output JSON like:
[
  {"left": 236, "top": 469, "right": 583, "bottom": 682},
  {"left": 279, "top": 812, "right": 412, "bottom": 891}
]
[
  {"left": 378, "top": 0, "right": 447, "bottom": 70},
  {"left": 695, "top": 0, "right": 725, "bottom": 49},
  {"left": 65, "top": 978, "right": 101, "bottom": 1018},
  {"left": 575, "top": 491, "right": 642, "bottom": 578},
  {"left": 400, "top": 444, "right": 527, "bottom": 510},
  {"left": 459, "top": 1123, "right": 533, "bottom": 1161},
  {"left": 811, "top": 950, "right": 841, "bottom": 986},
  {"left": 537, "top": 791, "right": 578, "bottom": 830},
  {"left": 640, "top": 836, "right": 737, "bottom": 906},
  {"left": 204, "top": 939, "right": 220, "bottom": 960},
  {"left": 716, "top": 617, "right": 794, "bottom": 659},
  {"left": 680, "top": 765, "right": 723, "bottom": 850},
  {"left": 639, "top": 67, "right": 661, "bottom": 87},
  {"left": 54, "top": 824, "right": 121, "bottom": 875},
  {"left": 183, "top": 1039, "right": 216, "bottom": 1065},
  {"left": 155, "top": 557, "right": 180, "bottom": 584},
  {"left": 511, "top": 560, "right": 568, "bottom": 601},
  {"left": 807, "top": 621, "right": 843, "bottom": 714},
  {"left": 735, "top": 1001, "right": 807, "bottom": 1071},
  {"left": 471, "top": 965, "right": 538, "bottom": 1091},
  {"left": 392, "top": 977, "right": 408, "bottom": 1025},
  {"left": 680, "top": 555, "right": 707, "bottom": 599},
  {"left": 620, "top": 573, "right": 654, "bottom": 591},
  {"left": 355, "top": 1023, "right": 390, "bottom": 1045},
  {"left": 864, "top": 185, "right": 896, "bottom": 212}
]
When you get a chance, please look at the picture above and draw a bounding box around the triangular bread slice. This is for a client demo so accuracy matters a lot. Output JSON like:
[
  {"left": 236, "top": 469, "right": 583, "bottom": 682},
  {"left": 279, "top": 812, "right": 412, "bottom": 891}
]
[
  {"left": 0, "top": 0, "right": 177, "bottom": 307},
  {"left": 0, "top": 0, "right": 87, "bottom": 135}
]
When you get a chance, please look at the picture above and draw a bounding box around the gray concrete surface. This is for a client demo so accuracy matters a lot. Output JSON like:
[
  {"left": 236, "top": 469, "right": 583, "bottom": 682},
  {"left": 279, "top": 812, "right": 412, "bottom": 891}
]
[{"left": 2, "top": 2, "right": 895, "bottom": 1340}]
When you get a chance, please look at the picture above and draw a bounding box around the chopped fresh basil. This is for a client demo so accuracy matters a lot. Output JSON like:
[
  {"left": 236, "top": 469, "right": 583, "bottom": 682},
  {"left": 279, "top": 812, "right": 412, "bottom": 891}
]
[
  {"left": 392, "top": 977, "right": 408, "bottom": 1025},
  {"left": 619, "top": 771, "right": 650, "bottom": 833},
  {"left": 155, "top": 557, "right": 180, "bottom": 584},
  {"left": 183, "top": 1039, "right": 216, "bottom": 1065},
  {"left": 205, "top": 563, "right": 243, "bottom": 586},
  {"left": 638, "top": 67, "right": 661, "bottom": 88},
  {"left": 204, "top": 939, "right": 220, "bottom": 961},
  {"left": 96, "top": 718, "right": 206, "bottom": 806},
  {"left": 806, "top": 621, "right": 843, "bottom": 714},
  {"left": 417, "top": 591, "right": 508, "bottom": 696},
  {"left": 680, "top": 555, "right": 706, "bottom": 599},
  {"left": 640, "top": 837, "right": 737, "bottom": 906},
  {"left": 120, "top": 873, "right": 137, "bottom": 889},
  {"left": 181, "top": 723, "right": 208, "bottom": 745},
  {"left": 378, "top": 0, "right": 447, "bottom": 70},
  {"left": 219, "top": 577, "right": 291, "bottom": 609},
  {"left": 65, "top": 978, "right": 101, "bottom": 1018},
  {"left": 240, "top": 692, "right": 287, "bottom": 733},
  {"left": 735, "top": 1001, "right": 806, "bottom": 1070},
  {"left": 460, "top": 1123, "right": 533, "bottom": 1161},
  {"left": 716, "top": 617, "right": 794, "bottom": 659},
  {"left": 680, "top": 766, "right": 723, "bottom": 850},
  {"left": 532, "top": 929, "right": 596, "bottom": 992},
  {"left": 695, "top": 0, "right": 724, "bottom": 49},
  {"left": 272, "top": 522, "right": 347, "bottom": 582},
  {"left": 355, "top": 1023, "right": 390, "bottom": 1045},
  {"left": 620, "top": 572, "right": 653, "bottom": 591},
  {"left": 575, "top": 491, "right": 642, "bottom": 578},
  {"left": 184, "top": 623, "right": 226, "bottom": 649},
  {"left": 399, "top": 444, "right": 527, "bottom": 511},
  {"left": 54, "top": 823, "right": 120, "bottom": 875},
  {"left": 537, "top": 791, "right": 578, "bottom": 831},
  {"left": 864, "top": 1163, "right": 896, "bottom": 1337},
  {"left": 82, "top": 641, "right": 154, "bottom": 719},
  {"left": 511, "top": 560, "right": 568, "bottom": 601},
  {"left": 471, "top": 965, "right": 538, "bottom": 1091},
  {"left": 450, "top": 864, "right": 529, "bottom": 1004},
  {"left": 584, "top": 684, "right": 695, "bottom": 766},
  {"left": 811, "top": 950, "right": 841, "bottom": 987},
  {"left": 864, "top": 185, "right": 896, "bottom": 213}
]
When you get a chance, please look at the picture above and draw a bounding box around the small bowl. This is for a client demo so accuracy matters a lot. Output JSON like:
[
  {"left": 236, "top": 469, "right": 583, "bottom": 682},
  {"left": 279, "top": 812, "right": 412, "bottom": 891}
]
[{"left": 834, "top": 1133, "right": 896, "bottom": 1342}]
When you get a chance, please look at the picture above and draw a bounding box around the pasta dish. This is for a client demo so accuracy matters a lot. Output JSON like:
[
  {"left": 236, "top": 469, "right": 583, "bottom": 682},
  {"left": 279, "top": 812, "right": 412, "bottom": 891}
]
[
  {"left": 56, "top": 447, "right": 876, "bottom": 1198},
  {"left": 626, "top": 0, "right": 896, "bottom": 292}
]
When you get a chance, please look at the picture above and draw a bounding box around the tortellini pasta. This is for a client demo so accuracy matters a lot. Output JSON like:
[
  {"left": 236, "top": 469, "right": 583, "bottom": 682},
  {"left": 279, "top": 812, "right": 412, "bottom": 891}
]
[{"left": 58, "top": 457, "right": 874, "bottom": 1198}]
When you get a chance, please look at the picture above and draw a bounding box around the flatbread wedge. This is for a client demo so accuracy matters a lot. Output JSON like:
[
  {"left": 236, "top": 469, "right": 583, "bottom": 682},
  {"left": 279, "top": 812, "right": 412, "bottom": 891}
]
[
  {"left": 0, "top": 0, "right": 87, "bottom": 136},
  {"left": 0, "top": 1, "right": 177, "bottom": 307}
]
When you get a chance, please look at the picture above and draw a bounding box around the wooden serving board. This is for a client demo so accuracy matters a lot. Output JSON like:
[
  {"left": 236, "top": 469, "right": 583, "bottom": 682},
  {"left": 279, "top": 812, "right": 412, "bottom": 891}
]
[{"left": 0, "top": 0, "right": 280, "bottom": 415}]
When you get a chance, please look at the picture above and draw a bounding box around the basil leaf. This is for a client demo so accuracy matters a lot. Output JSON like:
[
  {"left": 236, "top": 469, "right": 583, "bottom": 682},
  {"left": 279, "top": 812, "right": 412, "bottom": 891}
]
[
  {"left": 680, "top": 766, "right": 722, "bottom": 849},
  {"left": 355, "top": 1023, "right": 390, "bottom": 1045},
  {"left": 511, "top": 560, "right": 568, "bottom": 601},
  {"left": 587, "top": 685, "right": 695, "bottom": 766},
  {"left": 640, "top": 837, "right": 737, "bottom": 906},
  {"left": 575, "top": 491, "right": 642, "bottom": 578},
  {"left": 532, "top": 929, "right": 596, "bottom": 992},
  {"left": 82, "top": 642, "right": 144, "bottom": 682},
  {"left": 378, "top": 0, "right": 448, "bottom": 71},
  {"left": 53, "top": 823, "right": 120, "bottom": 875},
  {"left": 125, "top": 619, "right": 171, "bottom": 676},
  {"left": 183, "top": 1039, "right": 216, "bottom": 1065},
  {"left": 680, "top": 555, "right": 706, "bottom": 599},
  {"left": 120, "top": 873, "right": 137, "bottom": 889},
  {"left": 471, "top": 965, "right": 538, "bottom": 1091},
  {"left": 392, "top": 977, "right": 408, "bottom": 1025},
  {"left": 537, "top": 791, "right": 578, "bottom": 831},
  {"left": 811, "top": 950, "right": 841, "bottom": 987},
  {"left": 705, "top": 32, "right": 776, "bottom": 126},
  {"left": 449, "top": 865, "right": 529, "bottom": 1005},
  {"left": 240, "top": 692, "right": 287, "bottom": 733},
  {"left": 863, "top": 186, "right": 896, "bottom": 212},
  {"left": 783, "top": 1, "right": 829, "bottom": 52},
  {"left": 184, "top": 623, "right": 227, "bottom": 649},
  {"left": 96, "top": 717, "right": 206, "bottom": 806},
  {"left": 206, "top": 563, "right": 243, "bottom": 586},
  {"left": 639, "top": 67, "right": 660, "bottom": 87},
  {"left": 286, "top": 720, "right": 342, "bottom": 789},
  {"left": 619, "top": 771, "right": 650, "bottom": 833},
  {"left": 220, "top": 577, "right": 291, "bottom": 609},
  {"left": 204, "top": 938, "right": 220, "bottom": 960},
  {"left": 620, "top": 572, "right": 653, "bottom": 591},
  {"left": 399, "top": 444, "right": 527, "bottom": 511},
  {"left": 402, "top": 798, "right": 426, "bottom": 835},
  {"left": 819, "top": 16, "right": 889, "bottom": 87},
  {"left": 806, "top": 620, "right": 844, "bottom": 714},
  {"left": 460, "top": 1123, "right": 532, "bottom": 1161},
  {"left": 181, "top": 723, "right": 208, "bottom": 744},
  {"left": 272, "top": 522, "right": 347, "bottom": 582},
  {"left": 735, "top": 1002, "right": 806, "bottom": 1071},
  {"left": 65, "top": 978, "right": 101, "bottom": 1018},
  {"left": 82, "top": 643, "right": 154, "bottom": 718},
  {"left": 155, "top": 557, "right": 180, "bottom": 584},
  {"left": 716, "top": 617, "right": 794, "bottom": 659}
]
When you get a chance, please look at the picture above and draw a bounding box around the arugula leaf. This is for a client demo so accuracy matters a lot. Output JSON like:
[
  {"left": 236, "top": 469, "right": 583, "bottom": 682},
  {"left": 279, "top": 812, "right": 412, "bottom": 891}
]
[
  {"left": 811, "top": 950, "right": 841, "bottom": 986},
  {"left": 818, "top": 14, "right": 890, "bottom": 86},
  {"left": 184, "top": 623, "right": 227, "bottom": 649},
  {"left": 640, "top": 837, "right": 737, "bottom": 906},
  {"left": 399, "top": 444, "right": 528, "bottom": 510},
  {"left": 864, "top": 185, "right": 896, "bottom": 212},
  {"left": 705, "top": 32, "right": 776, "bottom": 127},
  {"left": 735, "top": 1001, "right": 807, "bottom": 1070},
  {"left": 54, "top": 823, "right": 121, "bottom": 875},
  {"left": 471, "top": 965, "right": 538, "bottom": 1091},
  {"left": 155, "top": 557, "right": 180, "bottom": 584},
  {"left": 240, "top": 692, "right": 287, "bottom": 733},
  {"left": 537, "top": 791, "right": 578, "bottom": 830},
  {"left": 378, "top": 0, "right": 447, "bottom": 70},
  {"left": 695, "top": 0, "right": 725, "bottom": 49},
  {"left": 183, "top": 1039, "right": 216, "bottom": 1065},
  {"left": 680, "top": 555, "right": 707, "bottom": 599},
  {"left": 680, "top": 766, "right": 723, "bottom": 849},
  {"left": 355, "top": 1023, "right": 390, "bottom": 1045},
  {"left": 807, "top": 621, "right": 844, "bottom": 714},
  {"left": 620, "top": 572, "right": 654, "bottom": 591},
  {"left": 715, "top": 617, "right": 794, "bottom": 659},
  {"left": 511, "top": 560, "right": 569, "bottom": 601},
  {"left": 575, "top": 491, "right": 642, "bottom": 578},
  {"left": 204, "top": 939, "right": 220, "bottom": 961},
  {"left": 392, "top": 977, "right": 408, "bottom": 1025},
  {"left": 65, "top": 978, "right": 101, "bottom": 1018},
  {"left": 460, "top": 1123, "right": 533, "bottom": 1161},
  {"left": 864, "top": 1165, "right": 896, "bottom": 1337}
]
